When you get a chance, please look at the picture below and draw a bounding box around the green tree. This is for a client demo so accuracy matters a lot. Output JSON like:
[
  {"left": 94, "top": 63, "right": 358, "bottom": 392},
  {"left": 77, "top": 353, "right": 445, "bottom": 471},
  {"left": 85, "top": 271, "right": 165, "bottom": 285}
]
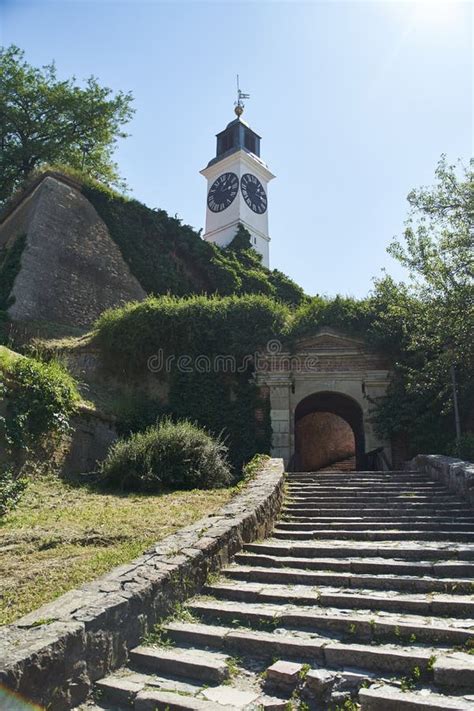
[
  {"left": 375, "top": 156, "right": 474, "bottom": 457},
  {"left": 0, "top": 45, "right": 134, "bottom": 204}
]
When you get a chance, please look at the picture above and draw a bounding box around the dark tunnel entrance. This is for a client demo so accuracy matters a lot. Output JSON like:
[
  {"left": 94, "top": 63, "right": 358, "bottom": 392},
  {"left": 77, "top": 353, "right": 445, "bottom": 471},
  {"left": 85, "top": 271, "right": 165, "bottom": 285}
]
[{"left": 294, "top": 391, "right": 365, "bottom": 471}]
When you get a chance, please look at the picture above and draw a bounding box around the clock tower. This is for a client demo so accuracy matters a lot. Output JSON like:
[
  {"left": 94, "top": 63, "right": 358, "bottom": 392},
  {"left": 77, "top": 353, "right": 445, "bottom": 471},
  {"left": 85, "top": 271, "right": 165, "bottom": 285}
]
[{"left": 200, "top": 89, "right": 275, "bottom": 268}]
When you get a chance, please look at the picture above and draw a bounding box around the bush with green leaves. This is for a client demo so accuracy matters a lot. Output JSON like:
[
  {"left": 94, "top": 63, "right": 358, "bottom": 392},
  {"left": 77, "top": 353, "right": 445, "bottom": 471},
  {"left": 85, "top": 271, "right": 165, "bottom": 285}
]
[
  {"left": 287, "top": 295, "right": 374, "bottom": 343},
  {"left": 1, "top": 356, "right": 79, "bottom": 450},
  {"left": 101, "top": 419, "right": 232, "bottom": 491},
  {"left": 0, "top": 466, "right": 26, "bottom": 516}
]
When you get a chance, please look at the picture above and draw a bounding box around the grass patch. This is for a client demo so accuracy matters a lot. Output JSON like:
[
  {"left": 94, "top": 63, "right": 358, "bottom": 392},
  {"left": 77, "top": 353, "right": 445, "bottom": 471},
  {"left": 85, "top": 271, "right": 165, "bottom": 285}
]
[
  {"left": 0, "top": 345, "right": 20, "bottom": 371},
  {"left": 0, "top": 472, "right": 233, "bottom": 624}
]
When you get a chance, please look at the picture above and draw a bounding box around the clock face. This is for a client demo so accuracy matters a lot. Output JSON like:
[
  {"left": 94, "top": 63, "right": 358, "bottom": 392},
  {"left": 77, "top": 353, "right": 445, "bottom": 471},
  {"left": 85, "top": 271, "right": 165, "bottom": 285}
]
[
  {"left": 207, "top": 172, "right": 239, "bottom": 213},
  {"left": 241, "top": 173, "right": 267, "bottom": 214}
]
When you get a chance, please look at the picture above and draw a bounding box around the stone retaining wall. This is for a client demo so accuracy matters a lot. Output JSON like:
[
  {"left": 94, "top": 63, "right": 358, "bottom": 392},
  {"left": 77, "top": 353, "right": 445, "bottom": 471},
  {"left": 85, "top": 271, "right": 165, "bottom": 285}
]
[
  {"left": 409, "top": 454, "right": 474, "bottom": 506},
  {"left": 0, "top": 458, "right": 285, "bottom": 710}
]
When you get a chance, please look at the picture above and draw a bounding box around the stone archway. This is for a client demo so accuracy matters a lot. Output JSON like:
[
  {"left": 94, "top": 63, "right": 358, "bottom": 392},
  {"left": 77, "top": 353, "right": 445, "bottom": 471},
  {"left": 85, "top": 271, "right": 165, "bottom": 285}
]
[
  {"left": 255, "top": 328, "right": 391, "bottom": 467},
  {"left": 294, "top": 391, "right": 365, "bottom": 471}
]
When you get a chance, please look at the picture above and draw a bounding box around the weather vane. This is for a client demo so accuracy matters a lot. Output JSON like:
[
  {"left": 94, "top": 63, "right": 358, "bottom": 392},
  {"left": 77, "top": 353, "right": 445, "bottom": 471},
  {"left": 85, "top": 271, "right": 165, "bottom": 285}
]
[{"left": 234, "top": 74, "right": 250, "bottom": 117}]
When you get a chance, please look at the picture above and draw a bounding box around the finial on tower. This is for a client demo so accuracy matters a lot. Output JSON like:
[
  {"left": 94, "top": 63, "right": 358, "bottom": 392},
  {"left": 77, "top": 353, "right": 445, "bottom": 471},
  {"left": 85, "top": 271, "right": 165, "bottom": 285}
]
[{"left": 234, "top": 74, "right": 250, "bottom": 117}]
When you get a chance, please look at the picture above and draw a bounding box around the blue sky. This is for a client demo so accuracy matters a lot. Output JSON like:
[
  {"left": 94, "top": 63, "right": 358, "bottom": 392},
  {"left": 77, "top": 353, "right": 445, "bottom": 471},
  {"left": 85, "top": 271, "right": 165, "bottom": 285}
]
[{"left": 1, "top": 0, "right": 472, "bottom": 297}]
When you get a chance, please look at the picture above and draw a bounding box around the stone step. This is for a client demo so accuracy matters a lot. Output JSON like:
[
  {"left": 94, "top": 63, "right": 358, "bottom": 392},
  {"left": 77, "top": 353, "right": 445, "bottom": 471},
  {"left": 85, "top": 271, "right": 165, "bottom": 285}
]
[
  {"left": 286, "top": 496, "right": 462, "bottom": 509},
  {"left": 286, "top": 478, "right": 444, "bottom": 484},
  {"left": 288, "top": 478, "right": 435, "bottom": 486},
  {"left": 130, "top": 685, "right": 284, "bottom": 710},
  {"left": 244, "top": 541, "right": 474, "bottom": 561},
  {"left": 285, "top": 485, "right": 449, "bottom": 494},
  {"left": 287, "top": 477, "right": 442, "bottom": 484},
  {"left": 286, "top": 470, "right": 421, "bottom": 479},
  {"left": 205, "top": 581, "right": 474, "bottom": 617},
  {"left": 163, "top": 620, "right": 474, "bottom": 682},
  {"left": 222, "top": 564, "right": 474, "bottom": 594},
  {"left": 292, "top": 484, "right": 439, "bottom": 492},
  {"left": 359, "top": 684, "right": 474, "bottom": 710},
  {"left": 285, "top": 493, "right": 454, "bottom": 502},
  {"left": 287, "top": 472, "right": 431, "bottom": 479},
  {"left": 286, "top": 494, "right": 462, "bottom": 503},
  {"left": 277, "top": 520, "right": 474, "bottom": 530},
  {"left": 134, "top": 689, "right": 238, "bottom": 711},
  {"left": 287, "top": 486, "right": 458, "bottom": 493},
  {"left": 187, "top": 598, "right": 474, "bottom": 646},
  {"left": 129, "top": 646, "right": 230, "bottom": 684},
  {"left": 95, "top": 674, "right": 144, "bottom": 707},
  {"left": 277, "top": 521, "right": 474, "bottom": 532},
  {"left": 94, "top": 669, "right": 205, "bottom": 709},
  {"left": 282, "top": 515, "right": 474, "bottom": 524},
  {"left": 272, "top": 529, "right": 474, "bottom": 541},
  {"left": 234, "top": 552, "right": 474, "bottom": 577},
  {"left": 283, "top": 507, "right": 473, "bottom": 517}
]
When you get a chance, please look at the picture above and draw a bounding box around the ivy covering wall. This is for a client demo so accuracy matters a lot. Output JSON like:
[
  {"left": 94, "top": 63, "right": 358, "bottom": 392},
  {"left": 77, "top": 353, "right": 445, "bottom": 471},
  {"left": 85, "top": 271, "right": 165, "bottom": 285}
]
[
  {"left": 96, "top": 294, "right": 287, "bottom": 471},
  {"left": 95, "top": 285, "right": 474, "bottom": 466},
  {"left": 83, "top": 186, "right": 306, "bottom": 307}
]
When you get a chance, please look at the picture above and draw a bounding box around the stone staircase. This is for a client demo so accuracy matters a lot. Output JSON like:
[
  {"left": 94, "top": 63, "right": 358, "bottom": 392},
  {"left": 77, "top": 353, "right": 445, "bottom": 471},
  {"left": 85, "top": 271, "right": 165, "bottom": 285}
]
[{"left": 83, "top": 470, "right": 474, "bottom": 710}]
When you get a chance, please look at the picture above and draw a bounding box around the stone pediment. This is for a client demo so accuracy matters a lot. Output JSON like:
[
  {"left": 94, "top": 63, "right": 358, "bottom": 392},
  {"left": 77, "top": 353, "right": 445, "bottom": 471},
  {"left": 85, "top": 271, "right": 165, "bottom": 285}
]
[{"left": 295, "top": 328, "right": 365, "bottom": 354}]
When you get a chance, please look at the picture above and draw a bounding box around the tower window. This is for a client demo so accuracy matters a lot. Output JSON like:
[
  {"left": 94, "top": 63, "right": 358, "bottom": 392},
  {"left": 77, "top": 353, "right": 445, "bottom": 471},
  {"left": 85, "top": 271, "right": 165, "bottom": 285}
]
[
  {"left": 218, "top": 126, "right": 238, "bottom": 155},
  {"left": 221, "top": 132, "right": 233, "bottom": 152},
  {"left": 244, "top": 130, "right": 256, "bottom": 154}
]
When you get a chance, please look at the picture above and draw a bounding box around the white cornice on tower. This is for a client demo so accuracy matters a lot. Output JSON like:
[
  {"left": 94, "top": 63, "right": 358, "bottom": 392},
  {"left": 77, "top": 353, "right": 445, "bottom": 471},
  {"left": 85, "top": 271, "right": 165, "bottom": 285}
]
[{"left": 200, "top": 149, "right": 275, "bottom": 183}]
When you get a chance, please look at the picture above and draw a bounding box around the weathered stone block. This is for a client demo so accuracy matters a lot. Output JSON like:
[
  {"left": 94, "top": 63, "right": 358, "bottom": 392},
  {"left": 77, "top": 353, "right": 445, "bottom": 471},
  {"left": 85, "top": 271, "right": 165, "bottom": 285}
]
[
  {"left": 304, "top": 668, "right": 336, "bottom": 695},
  {"left": 0, "top": 621, "right": 87, "bottom": 711},
  {"left": 266, "top": 660, "right": 303, "bottom": 687}
]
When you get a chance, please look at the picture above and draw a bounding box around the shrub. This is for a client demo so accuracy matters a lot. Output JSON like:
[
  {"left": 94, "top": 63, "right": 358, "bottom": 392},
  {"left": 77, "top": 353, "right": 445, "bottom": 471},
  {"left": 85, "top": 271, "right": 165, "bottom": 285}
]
[
  {"left": 0, "top": 466, "right": 26, "bottom": 516},
  {"left": 288, "top": 295, "right": 373, "bottom": 342},
  {"left": 268, "top": 269, "right": 307, "bottom": 308},
  {"left": 2, "top": 356, "right": 79, "bottom": 450},
  {"left": 100, "top": 419, "right": 232, "bottom": 491}
]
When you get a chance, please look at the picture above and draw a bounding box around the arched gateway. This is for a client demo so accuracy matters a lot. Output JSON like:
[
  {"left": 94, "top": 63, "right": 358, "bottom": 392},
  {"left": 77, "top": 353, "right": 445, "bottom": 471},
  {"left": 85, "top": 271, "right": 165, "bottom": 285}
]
[
  {"left": 295, "top": 391, "right": 365, "bottom": 471},
  {"left": 255, "top": 328, "right": 391, "bottom": 470}
]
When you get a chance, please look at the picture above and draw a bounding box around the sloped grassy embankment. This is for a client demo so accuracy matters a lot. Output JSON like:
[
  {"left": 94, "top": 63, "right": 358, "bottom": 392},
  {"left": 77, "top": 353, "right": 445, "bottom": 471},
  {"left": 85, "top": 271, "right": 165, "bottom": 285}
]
[
  {"left": 0, "top": 474, "right": 232, "bottom": 624},
  {"left": 0, "top": 345, "right": 234, "bottom": 624}
]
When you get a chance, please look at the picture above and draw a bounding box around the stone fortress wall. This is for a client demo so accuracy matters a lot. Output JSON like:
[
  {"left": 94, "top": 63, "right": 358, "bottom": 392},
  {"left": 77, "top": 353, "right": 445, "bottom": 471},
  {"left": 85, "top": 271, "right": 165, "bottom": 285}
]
[{"left": 0, "top": 174, "right": 145, "bottom": 329}]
